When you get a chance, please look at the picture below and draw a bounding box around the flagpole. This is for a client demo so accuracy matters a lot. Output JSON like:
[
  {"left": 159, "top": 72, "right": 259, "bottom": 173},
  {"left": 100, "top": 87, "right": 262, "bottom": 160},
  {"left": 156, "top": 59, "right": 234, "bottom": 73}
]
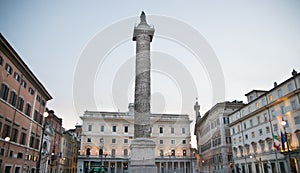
[{"left": 266, "top": 104, "right": 281, "bottom": 173}]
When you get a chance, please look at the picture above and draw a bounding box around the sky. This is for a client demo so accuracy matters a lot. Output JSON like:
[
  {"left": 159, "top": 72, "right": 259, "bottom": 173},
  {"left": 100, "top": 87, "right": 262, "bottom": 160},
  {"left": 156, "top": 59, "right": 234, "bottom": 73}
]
[{"left": 1, "top": 1, "right": 300, "bottom": 147}]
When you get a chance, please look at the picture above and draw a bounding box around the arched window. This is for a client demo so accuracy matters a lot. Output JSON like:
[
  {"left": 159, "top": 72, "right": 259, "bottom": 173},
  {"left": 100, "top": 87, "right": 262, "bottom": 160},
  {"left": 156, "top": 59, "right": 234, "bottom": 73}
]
[
  {"left": 183, "top": 150, "right": 186, "bottom": 156},
  {"left": 9, "top": 91, "right": 17, "bottom": 106},
  {"left": 111, "top": 149, "right": 115, "bottom": 157},
  {"left": 86, "top": 148, "right": 91, "bottom": 156},
  {"left": 99, "top": 149, "right": 103, "bottom": 155},
  {"left": 0, "top": 83, "right": 9, "bottom": 101}
]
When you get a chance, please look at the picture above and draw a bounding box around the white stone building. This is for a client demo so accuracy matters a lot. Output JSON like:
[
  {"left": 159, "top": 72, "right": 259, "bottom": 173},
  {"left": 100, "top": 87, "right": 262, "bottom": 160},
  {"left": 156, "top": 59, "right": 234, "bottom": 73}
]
[
  {"left": 194, "top": 100, "right": 244, "bottom": 173},
  {"left": 77, "top": 103, "right": 194, "bottom": 173},
  {"left": 229, "top": 70, "right": 300, "bottom": 173}
]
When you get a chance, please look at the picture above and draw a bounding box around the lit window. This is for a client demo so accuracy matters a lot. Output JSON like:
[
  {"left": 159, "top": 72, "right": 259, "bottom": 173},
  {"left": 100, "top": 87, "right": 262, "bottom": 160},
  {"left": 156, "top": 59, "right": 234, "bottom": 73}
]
[
  {"left": 269, "top": 95, "right": 273, "bottom": 101},
  {"left": 233, "top": 138, "right": 236, "bottom": 144},
  {"left": 255, "top": 102, "right": 259, "bottom": 108}
]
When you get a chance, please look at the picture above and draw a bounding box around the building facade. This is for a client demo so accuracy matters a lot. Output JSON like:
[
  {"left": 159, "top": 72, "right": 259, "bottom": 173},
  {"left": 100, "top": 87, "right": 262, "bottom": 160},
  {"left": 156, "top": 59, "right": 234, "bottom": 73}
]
[
  {"left": 194, "top": 101, "right": 244, "bottom": 173},
  {"left": 229, "top": 70, "right": 300, "bottom": 173},
  {"left": 0, "top": 33, "right": 52, "bottom": 173},
  {"left": 77, "top": 103, "right": 194, "bottom": 173}
]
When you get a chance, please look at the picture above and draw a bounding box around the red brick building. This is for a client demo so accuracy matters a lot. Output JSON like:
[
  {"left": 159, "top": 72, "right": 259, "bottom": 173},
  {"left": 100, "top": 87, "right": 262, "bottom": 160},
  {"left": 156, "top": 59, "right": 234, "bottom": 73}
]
[{"left": 0, "top": 33, "right": 52, "bottom": 173}]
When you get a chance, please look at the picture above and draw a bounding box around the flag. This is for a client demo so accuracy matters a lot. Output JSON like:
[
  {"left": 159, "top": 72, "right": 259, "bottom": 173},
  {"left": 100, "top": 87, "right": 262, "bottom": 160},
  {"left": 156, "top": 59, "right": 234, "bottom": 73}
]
[
  {"left": 272, "top": 133, "right": 280, "bottom": 150},
  {"left": 281, "top": 131, "right": 287, "bottom": 150}
]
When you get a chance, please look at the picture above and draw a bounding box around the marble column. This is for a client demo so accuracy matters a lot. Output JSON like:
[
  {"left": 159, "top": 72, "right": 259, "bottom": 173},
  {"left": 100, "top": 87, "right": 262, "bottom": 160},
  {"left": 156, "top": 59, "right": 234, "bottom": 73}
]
[{"left": 129, "top": 11, "right": 157, "bottom": 173}]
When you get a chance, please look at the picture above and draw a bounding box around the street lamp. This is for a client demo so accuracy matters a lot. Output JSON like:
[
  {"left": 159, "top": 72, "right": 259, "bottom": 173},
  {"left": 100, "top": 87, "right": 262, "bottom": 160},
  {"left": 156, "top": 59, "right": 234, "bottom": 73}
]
[
  {"left": 36, "top": 111, "right": 49, "bottom": 173},
  {"left": 281, "top": 117, "right": 292, "bottom": 173}
]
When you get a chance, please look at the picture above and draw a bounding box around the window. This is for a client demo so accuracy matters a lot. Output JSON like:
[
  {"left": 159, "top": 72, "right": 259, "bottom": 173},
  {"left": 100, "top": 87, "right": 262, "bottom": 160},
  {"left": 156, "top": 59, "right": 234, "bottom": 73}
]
[
  {"left": 171, "top": 127, "right": 174, "bottom": 134},
  {"left": 86, "top": 148, "right": 91, "bottom": 155},
  {"left": 112, "top": 138, "right": 116, "bottom": 143},
  {"left": 171, "top": 140, "right": 175, "bottom": 145},
  {"left": 112, "top": 126, "right": 116, "bottom": 132},
  {"left": 226, "top": 137, "right": 231, "bottom": 144},
  {"left": 280, "top": 106, "right": 286, "bottom": 114},
  {"left": 259, "top": 129, "right": 263, "bottom": 136},
  {"left": 266, "top": 126, "right": 270, "bottom": 133},
  {"left": 124, "top": 149, "right": 128, "bottom": 157},
  {"left": 259, "top": 141, "right": 265, "bottom": 152},
  {"left": 160, "top": 150, "right": 164, "bottom": 156},
  {"left": 294, "top": 116, "right": 300, "bottom": 124},
  {"left": 124, "top": 139, "right": 128, "bottom": 144},
  {"left": 9, "top": 91, "right": 17, "bottom": 106},
  {"left": 245, "top": 134, "right": 248, "bottom": 140},
  {"left": 0, "top": 83, "right": 9, "bottom": 101},
  {"left": 28, "top": 87, "right": 34, "bottom": 95},
  {"left": 159, "top": 127, "right": 163, "bottom": 134},
  {"left": 273, "top": 124, "right": 278, "bottom": 131},
  {"left": 5, "top": 63, "right": 12, "bottom": 74},
  {"left": 182, "top": 140, "right": 186, "bottom": 144},
  {"left": 262, "top": 98, "right": 266, "bottom": 106},
  {"left": 171, "top": 149, "right": 175, "bottom": 156},
  {"left": 111, "top": 149, "right": 115, "bottom": 157},
  {"left": 277, "top": 89, "right": 283, "bottom": 97},
  {"left": 271, "top": 109, "right": 276, "bottom": 118},
  {"left": 233, "top": 138, "right": 236, "bottom": 144},
  {"left": 224, "top": 117, "right": 229, "bottom": 124},
  {"left": 269, "top": 95, "right": 273, "bottom": 101},
  {"left": 159, "top": 140, "right": 163, "bottom": 144},
  {"left": 19, "top": 129, "right": 27, "bottom": 145},
  {"left": 21, "top": 80, "right": 27, "bottom": 88},
  {"left": 17, "top": 97, "right": 24, "bottom": 111},
  {"left": 11, "top": 125, "right": 19, "bottom": 142},
  {"left": 29, "top": 135, "right": 34, "bottom": 148},
  {"left": 257, "top": 116, "right": 261, "bottom": 124},
  {"left": 25, "top": 103, "right": 31, "bottom": 116},
  {"left": 287, "top": 83, "right": 293, "bottom": 92},
  {"left": 124, "top": 126, "right": 128, "bottom": 133},
  {"left": 232, "top": 128, "right": 235, "bottom": 134},
  {"left": 2, "top": 121, "right": 11, "bottom": 139},
  {"left": 87, "top": 138, "right": 91, "bottom": 142},
  {"left": 183, "top": 150, "right": 187, "bottom": 156},
  {"left": 237, "top": 125, "right": 241, "bottom": 132},
  {"left": 250, "top": 119, "right": 253, "bottom": 127},
  {"left": 88, "top": 125, "right": 92, "bottom": 131},
  {"left": 0, "top": 56, "right": 3, "bottom": 65},
  {"left": 14, "top": 72, "right": 20, "bottom": 82},
  {"left": 255, "top": 102, "right": 259, "bottom": 108},
  {"left": 17, "top": 152, "right": 23, "bottom": 159},
  {"left": 291, "top": 100, "right": 297, "bottom": 110},
  {"left": 243, "top": 122, "right": 247, "bottom": 130},
  {"left": 182, "top": 128, "right": 186, "bottom": 134},
  {"left": 100, "top": 138, "right": 104, "bottom": 144},
  {"left": 251, "top": 132, "right": 255, "bottom": 138},
  {"left": 100, "top": 125, "right": 104, "bottom": 132},
  {"left": 239, "top": 136, "right": 242, "bottom": 142}
]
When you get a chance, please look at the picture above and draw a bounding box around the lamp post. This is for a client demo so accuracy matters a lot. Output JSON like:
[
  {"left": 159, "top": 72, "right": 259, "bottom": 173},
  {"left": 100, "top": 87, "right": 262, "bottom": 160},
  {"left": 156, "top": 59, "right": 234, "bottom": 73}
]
[
  {"left": 36, "top": 111, "right": 49, "bottom": 173},
  {"left": 281, "top": 118, "right": 292, "bottom": 173}
]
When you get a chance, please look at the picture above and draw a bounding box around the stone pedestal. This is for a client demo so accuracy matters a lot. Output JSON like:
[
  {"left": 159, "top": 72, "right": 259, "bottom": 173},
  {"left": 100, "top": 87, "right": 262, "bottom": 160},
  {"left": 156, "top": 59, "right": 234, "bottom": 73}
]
[{"left": 129, "top": 138, "right": 157, "bottom": 173}]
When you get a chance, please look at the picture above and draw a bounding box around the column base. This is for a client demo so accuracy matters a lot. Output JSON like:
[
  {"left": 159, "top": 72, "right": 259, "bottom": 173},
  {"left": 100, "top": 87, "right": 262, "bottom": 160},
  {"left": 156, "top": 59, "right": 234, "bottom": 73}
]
[{"left": 129, "top": 138, "right": 157, "bottom": 173}]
